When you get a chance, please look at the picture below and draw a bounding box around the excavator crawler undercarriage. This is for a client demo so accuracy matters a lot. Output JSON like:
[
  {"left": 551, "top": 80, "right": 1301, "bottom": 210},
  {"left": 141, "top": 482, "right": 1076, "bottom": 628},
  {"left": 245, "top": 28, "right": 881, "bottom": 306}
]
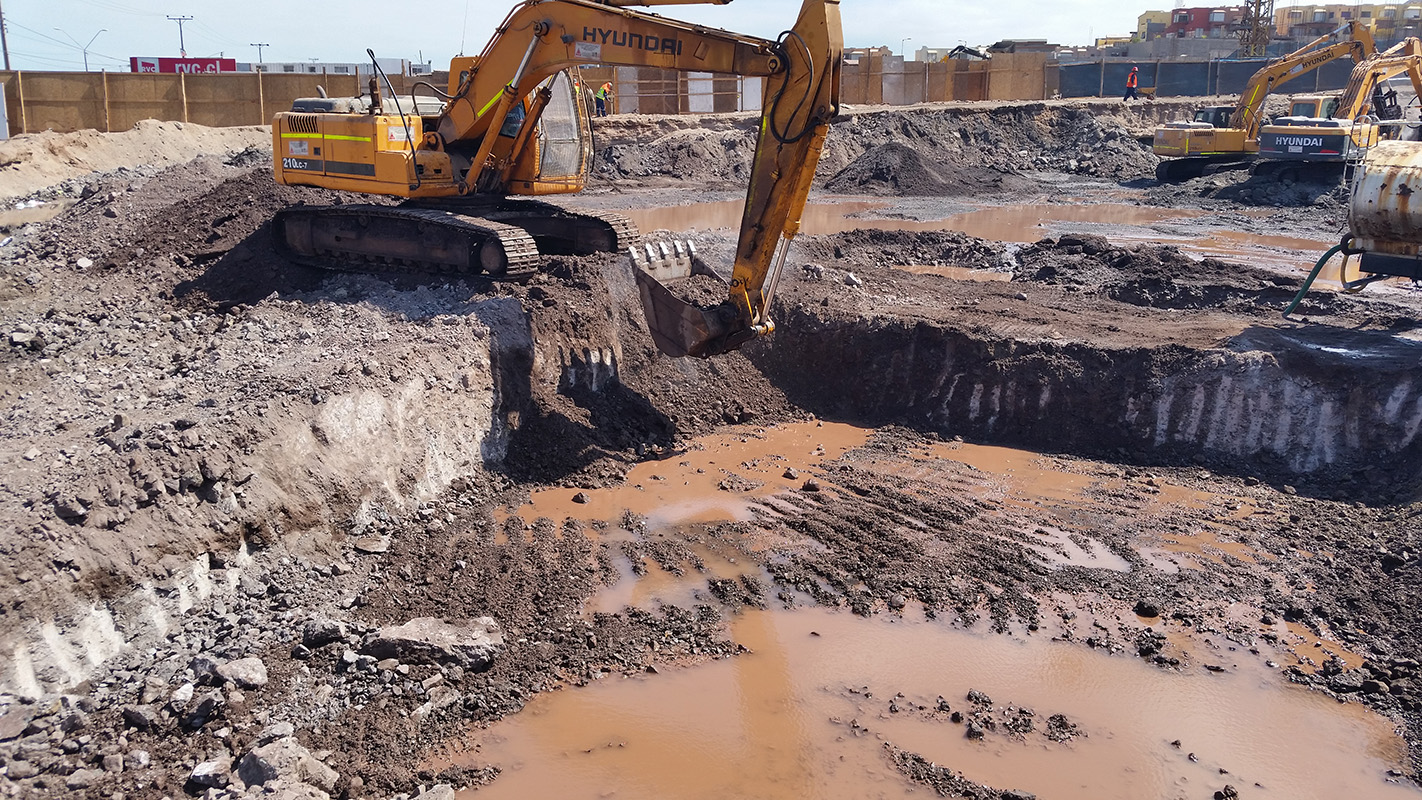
[{"left": 273, "top": 199, "right": 642, "bottom": 282}]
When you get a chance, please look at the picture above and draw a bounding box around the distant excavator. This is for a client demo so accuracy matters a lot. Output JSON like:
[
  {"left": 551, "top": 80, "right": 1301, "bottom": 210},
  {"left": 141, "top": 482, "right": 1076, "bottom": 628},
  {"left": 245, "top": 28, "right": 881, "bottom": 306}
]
[
  {"left": 1255, "top": 38, "right": 1422, "bottom": 180},
  {"left": 1153, "top": 20, "right": 1376, "bottom": 182},
  {"left": 270, "top": 0, "right": 843, "bottom": 358}
]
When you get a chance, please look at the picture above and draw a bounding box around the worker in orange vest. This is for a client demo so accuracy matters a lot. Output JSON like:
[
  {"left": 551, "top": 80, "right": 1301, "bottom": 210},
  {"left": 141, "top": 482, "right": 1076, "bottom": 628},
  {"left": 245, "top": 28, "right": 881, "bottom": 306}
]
[{"left": 1123, "top": 66, "right": 1139, "bottom": 101}]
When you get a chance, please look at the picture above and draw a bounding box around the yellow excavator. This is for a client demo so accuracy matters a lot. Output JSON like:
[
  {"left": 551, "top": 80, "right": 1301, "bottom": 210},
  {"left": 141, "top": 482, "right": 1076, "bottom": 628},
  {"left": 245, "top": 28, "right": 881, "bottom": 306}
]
[
  {"left": 270, "top": 0, "right": 843, "bottom": 358},
  {"left": 1153, "top": 20, "right": 1376, "bottom": 182},
  {"left": 1255, "top": 38, "right": 1422, "bottom": 180}
]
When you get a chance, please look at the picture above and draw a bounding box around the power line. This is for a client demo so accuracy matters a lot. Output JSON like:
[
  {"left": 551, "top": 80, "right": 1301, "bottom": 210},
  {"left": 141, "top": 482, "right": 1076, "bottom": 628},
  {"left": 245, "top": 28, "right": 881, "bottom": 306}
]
[
  {"left": 75, "top": 0, "right": 161, "bottom": 16},
  {"left": 8, "top": 22, "right": 124, "bottom": 62},
  {"left": 192, "top": 19, "right": 241, "bottom": 48}
]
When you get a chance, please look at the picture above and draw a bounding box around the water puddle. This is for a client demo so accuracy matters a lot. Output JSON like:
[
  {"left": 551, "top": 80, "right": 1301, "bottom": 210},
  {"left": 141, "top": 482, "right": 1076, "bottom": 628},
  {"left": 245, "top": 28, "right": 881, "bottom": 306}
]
[
  {"left": 0, "top": 199, "right": 73, "bottom": 232},
  {"left": 897, "top": 264, "right": 1012, "bottom": 281},
  {"left": 453, "top": 605, "right": 1416, "bottom": 800},
  {"left": 474, "top": 422, "right": 1410, "bottom": 798},
  {"left": 503, "top": 422, "right": 871, "bottom": 529},
  {"left": 616, "top": 198, "right": 1207, "bottom": 243}
]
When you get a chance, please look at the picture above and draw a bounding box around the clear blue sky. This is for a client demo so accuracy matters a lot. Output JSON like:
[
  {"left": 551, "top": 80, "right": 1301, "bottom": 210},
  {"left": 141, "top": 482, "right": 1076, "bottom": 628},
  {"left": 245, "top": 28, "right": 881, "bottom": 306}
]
[{"left": 4, "top": 0, "right": 1143, "bottom": 71}]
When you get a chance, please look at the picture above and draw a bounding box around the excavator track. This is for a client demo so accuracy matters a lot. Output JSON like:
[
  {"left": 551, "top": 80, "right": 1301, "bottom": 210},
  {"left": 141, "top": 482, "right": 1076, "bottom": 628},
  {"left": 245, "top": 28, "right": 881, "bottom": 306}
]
[
  {"left": 407, "top": 197, "right": 643, "bottom": 256},
  {"left": 273, "top": 205, "right": 542, "bottom": 282}
]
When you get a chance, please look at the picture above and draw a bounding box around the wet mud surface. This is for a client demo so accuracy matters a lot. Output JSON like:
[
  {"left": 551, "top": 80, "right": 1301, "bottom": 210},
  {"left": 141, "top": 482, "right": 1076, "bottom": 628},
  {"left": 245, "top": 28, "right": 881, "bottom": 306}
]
[{"left": 1, "top": 99, "right": 1422, "bottom": 800}]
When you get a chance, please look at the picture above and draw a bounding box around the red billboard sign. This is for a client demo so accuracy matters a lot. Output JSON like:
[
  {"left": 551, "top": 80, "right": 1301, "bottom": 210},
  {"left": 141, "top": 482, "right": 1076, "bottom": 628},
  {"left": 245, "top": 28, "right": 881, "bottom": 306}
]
[{"left": 129, "top": 57, "right": 237, "bottom": 74}]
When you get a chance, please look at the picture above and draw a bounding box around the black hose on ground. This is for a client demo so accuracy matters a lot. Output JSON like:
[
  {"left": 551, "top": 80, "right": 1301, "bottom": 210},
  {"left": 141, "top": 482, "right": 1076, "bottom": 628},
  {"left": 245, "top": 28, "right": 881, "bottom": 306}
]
[{"left": 1284, "top": 235, "right": 1353, "bottom": 320}]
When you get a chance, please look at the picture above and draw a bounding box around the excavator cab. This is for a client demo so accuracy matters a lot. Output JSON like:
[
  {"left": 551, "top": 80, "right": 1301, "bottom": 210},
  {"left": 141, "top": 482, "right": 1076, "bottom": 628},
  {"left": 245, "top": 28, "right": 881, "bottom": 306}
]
[
  {"left": 1286, "top": 95, "right": 1340, "bottom": 119},
  {"left": 504, "top": 71, "right": 593, "bottom": 195},
  {"left": 1192, "top": 106, "right": 1234, "bottom": 128}
]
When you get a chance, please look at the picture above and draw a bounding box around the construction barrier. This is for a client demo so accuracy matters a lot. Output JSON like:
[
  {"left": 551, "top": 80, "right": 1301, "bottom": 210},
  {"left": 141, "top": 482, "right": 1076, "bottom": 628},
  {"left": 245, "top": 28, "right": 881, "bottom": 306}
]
[
  {"left": 0, "top": 70, "right": 436, "bottom": 134},
  {"left": 0, "top": 53, "right": 1367, "bottom": 136},
  {"left": 1058, "top": 57, "right": 1357, "bottom": 99}
]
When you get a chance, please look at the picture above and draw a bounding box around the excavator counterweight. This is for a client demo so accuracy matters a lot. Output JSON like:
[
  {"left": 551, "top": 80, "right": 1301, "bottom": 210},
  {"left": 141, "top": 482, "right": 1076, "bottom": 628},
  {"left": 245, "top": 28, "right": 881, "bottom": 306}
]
[{"left": 270, "top": 0, "right": 843, "bottom": 358}]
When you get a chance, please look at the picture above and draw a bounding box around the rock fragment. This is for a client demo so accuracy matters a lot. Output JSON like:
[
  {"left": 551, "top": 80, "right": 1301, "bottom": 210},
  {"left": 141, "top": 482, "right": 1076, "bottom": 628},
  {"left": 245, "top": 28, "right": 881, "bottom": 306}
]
[
  {"left": 359, "top": 616, "right": 504, "bottom": 671},
  {"left": 217, "top": 656, "right": 269, "bottom": 689}
]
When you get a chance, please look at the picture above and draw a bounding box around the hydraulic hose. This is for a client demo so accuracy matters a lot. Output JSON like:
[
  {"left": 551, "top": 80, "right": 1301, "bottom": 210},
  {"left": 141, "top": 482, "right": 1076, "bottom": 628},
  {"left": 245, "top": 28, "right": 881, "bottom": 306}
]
[{"left": 1283, "top": 239, "right": 1348, "bottom": 319}]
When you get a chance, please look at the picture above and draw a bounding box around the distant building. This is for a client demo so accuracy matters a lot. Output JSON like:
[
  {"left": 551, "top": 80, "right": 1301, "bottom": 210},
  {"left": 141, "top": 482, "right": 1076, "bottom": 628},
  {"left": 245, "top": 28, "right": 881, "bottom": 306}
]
[
  {"left": 1162, "top": 6, "right": 1246, "bottom": 39},
  {"left": 986, "top": 39, "right": 1059, "bottom": 54},
  {"left": 1094, "top": 35, "right": 1135, "bottom": 48},
  {"left": 915, "top": 45, "right": 989, "bottom": 61},
  {"left": 1274, "top": 4, "right": 1422, "bottom": 38},
  {"left": 1137, "top": 10, "right": 1172, "bottom": 41},
  {"left": 243, "top": 58, "right": 433, "bottom": 76},
  {"left": 842, "top": 46, "right": 892, "bottom": 65}
]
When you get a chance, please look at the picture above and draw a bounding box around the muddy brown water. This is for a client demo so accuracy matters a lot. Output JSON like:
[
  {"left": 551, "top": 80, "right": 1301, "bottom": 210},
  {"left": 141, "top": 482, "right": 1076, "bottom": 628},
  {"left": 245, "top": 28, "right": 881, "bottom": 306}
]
[
  {"left": 456, "top": 607, "right": 1412, "bottom": 800},
  {"left": 467, "top": 422, "right": 1416, "bottom": 799},
  {"left": 616, "top": 199, "right": 1345, "bottom": 284}
]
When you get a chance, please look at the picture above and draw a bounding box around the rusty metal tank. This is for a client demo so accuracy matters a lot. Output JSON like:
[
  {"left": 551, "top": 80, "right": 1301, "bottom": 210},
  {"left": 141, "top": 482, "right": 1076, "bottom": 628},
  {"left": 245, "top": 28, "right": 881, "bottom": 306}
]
[{"left": 1348, "top": 139, "right": 1422, "bottom": 279}]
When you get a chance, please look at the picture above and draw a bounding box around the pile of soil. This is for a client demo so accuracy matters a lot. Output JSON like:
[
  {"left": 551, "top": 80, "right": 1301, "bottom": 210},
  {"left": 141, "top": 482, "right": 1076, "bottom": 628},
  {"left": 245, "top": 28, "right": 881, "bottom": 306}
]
[
  {"left": 0, "top": 120, "right": 269, "bottom": 202},
  {"left": 824, "top": 142, "right": 1037, "bottom": 196},
  {"left": 592, "top": 101, "right": 1162, "bottom": 193}
]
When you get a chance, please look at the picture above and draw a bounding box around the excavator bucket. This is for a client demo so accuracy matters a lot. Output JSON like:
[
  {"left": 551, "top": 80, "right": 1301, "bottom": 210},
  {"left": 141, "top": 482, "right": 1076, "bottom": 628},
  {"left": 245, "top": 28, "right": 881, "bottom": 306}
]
[
  {"left": 629, "top": 241, "right": 749, "bottom": 359},
  {"left": 628, "top": 0, "right": 842, "bottom": 358}
]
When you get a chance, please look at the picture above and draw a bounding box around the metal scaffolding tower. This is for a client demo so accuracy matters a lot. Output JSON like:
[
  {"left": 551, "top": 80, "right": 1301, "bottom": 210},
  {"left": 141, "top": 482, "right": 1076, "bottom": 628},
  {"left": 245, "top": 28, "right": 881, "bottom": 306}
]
[{"left": 1238, "top": 0, "right": 1276, "bottom": 58}]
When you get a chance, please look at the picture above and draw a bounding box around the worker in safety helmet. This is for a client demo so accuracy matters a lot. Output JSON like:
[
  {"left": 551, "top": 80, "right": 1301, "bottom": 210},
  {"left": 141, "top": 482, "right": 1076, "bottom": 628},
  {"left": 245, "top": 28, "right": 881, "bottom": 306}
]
[
  {"left": 1123, "top": 66, "right": 1139, "bottom": 102},
  {"left": 595, "top": 82, "right": 614, "bottom": 116}
]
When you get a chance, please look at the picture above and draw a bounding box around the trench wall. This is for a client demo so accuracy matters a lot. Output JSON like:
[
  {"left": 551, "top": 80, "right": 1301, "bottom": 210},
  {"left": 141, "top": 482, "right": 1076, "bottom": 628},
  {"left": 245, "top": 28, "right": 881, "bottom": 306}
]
[{"left": 751, "top": 309, "right": 1422, "bottom": 491}]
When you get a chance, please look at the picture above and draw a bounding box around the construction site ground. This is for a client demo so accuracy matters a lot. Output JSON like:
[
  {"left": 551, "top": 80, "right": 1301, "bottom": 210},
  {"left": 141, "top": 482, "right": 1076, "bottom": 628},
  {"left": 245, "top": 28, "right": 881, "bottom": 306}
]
[{"left": 1, "top": 98, "right": 1421, "bottom": 800}]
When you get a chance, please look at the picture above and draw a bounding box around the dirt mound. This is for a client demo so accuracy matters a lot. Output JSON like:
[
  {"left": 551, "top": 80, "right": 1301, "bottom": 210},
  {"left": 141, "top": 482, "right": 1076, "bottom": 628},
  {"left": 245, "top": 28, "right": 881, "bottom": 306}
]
[
  {"left": 797, "top": 228, "right": 1007, "bottom": 272},
  {"left": 825, "top": 142, "right": 1037, "bottom": 196},
  {"left": 1145, "top": 168, "right": 1349, "bottom": 209},
  {"left": 0, "top": 120, "right": 270, "bottom": 201},
  {"left": 592, "top": 103, "right": 1160, "bottom": 192}
]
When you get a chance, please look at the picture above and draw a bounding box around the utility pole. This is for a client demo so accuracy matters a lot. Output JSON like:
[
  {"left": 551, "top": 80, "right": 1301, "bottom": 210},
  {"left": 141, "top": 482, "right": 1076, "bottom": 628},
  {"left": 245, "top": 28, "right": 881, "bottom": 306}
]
[
  {"left": 0, "top": 0, "right": 10, "bottom": 71},
  {"left": 250, "top": 42, "right": 269, "bottom": 65},
  {"left": 167, "top": 15, "right": 193, "bottom": 58}
]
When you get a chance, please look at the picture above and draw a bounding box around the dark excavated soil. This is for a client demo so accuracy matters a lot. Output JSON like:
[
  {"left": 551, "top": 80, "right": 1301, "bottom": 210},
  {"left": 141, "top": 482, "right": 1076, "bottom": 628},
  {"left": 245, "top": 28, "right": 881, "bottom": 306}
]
[{"left": 825, "top": 142, "right": 1039, "bottom": 197}]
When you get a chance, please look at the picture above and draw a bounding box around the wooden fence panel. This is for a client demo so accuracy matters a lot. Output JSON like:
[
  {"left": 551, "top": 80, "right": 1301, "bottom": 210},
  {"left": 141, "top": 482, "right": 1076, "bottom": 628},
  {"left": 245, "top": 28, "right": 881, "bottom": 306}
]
[
  {"left": 987, "top": 53, "right": 1048, "bottom": 101},
  {"left": 106, "top": 74, "right": 183, "bottom": 131},
  {"left": 183, "top": 73, "right": 263, "bottom": 128},
  {"left": 7, "top": 72, "right": 105, "bottom": 132}
]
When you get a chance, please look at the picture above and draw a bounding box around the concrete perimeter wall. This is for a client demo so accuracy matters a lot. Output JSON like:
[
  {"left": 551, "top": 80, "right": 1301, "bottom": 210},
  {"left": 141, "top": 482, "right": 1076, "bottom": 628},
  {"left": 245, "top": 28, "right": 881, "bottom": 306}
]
[{"left": 1058, "top": 57, "right": 1357, "bottom": 99}]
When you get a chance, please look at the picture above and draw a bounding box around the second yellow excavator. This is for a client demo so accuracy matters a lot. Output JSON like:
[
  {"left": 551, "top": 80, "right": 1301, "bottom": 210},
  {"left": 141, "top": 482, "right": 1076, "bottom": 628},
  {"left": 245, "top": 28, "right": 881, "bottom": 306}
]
[
  {"left": 1254, "top": 38, "right": 1422, "bottom": 179},
  {"left": 270, "top": 0, "right": 843, "bottom": 358},
  {"left": 1153, "top": 20, "right": 1376, "bottom": 182}
]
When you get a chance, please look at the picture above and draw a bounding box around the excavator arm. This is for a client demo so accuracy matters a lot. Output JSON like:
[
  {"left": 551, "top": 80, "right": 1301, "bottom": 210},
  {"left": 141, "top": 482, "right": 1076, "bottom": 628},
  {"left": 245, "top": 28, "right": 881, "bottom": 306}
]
[
  {"left": 1332, "top": 38, "right": 1422, "bottom": 120},
  {"left": 443, "top": 0, "right": 842, "bottom": 358},
  {"left": 1230, "top": 20, "right": 1376, "bottom": 141}
]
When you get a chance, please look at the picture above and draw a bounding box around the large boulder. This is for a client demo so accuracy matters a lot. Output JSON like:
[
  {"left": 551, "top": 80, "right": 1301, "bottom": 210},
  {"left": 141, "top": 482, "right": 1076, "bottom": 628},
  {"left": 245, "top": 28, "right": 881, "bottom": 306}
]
[
  {"left": 236, "top": 737, "right": 339, "bottom": 794},
  {"left": 217, "top": 657, "right": 269, "bottom": 689},
  {"left": 358, "top": 617, "right": 503, "bottom": 671}
]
